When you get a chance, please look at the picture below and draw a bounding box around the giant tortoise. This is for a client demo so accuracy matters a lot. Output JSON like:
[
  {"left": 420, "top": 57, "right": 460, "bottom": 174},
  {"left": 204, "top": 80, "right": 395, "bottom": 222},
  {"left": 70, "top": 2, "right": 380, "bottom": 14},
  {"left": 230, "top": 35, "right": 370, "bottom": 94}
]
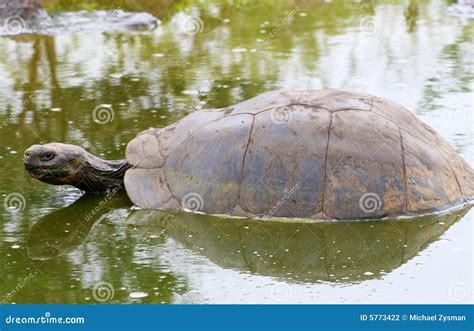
[{"left": 24, "top": 90, "right": 474, "bottom": 220}]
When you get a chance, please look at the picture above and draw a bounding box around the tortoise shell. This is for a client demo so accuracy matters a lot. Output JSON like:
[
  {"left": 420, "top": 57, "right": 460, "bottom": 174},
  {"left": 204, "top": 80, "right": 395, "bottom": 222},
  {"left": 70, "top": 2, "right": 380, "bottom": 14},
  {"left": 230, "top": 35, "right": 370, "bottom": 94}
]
[{"left": 124, "top": 90, "right": 474, "bottom": 220}]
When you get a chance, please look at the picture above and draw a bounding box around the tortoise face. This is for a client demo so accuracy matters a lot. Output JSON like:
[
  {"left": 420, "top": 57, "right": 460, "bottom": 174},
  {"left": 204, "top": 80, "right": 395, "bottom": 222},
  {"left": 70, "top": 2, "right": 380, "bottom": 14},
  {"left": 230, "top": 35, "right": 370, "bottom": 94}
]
[{"left": 23, "top": 143, "right": 85, "bottom": 185}]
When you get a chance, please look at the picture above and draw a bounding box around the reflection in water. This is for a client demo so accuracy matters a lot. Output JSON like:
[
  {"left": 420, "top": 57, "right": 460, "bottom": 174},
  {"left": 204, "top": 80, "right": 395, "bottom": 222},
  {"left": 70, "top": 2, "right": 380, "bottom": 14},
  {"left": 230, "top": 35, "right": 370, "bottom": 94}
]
[
  {"left": 25, "top": 194, "right": 471, "bottom": 284},
  {"left": 6, "top": 194, "right": 186, "bottom": 304},
  {"left": 22, "top": 199, "right": 470, "bottom": 301},
  {"left": 127, "top": 208, "right": 470, "bottom": 283},
  {"left": 26, "top": 193, "right": 130, "bottom": 260},
  {"left": 404, "top": 0, "right": 419, "bottom": 33}
]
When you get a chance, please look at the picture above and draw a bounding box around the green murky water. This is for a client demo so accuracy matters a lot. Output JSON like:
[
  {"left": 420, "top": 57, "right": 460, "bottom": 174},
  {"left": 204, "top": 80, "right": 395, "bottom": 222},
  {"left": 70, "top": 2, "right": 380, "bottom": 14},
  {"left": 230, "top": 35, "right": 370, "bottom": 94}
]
[{"left": 0, "top": 0, "right": 473, "bottom": 303}]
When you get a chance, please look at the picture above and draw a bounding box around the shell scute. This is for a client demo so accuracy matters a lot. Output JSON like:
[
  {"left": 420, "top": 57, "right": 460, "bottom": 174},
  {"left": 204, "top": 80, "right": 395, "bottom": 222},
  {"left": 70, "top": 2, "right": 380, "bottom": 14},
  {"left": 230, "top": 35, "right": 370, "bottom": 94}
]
[
  {"left": 164, "top": 114, "right": 254, "bottom": 215},
  {"left": 324, "top": 111, "right": 406, "bottom": 219},
  {"left": 239, "top": 106, "right": 331, "bottom": 218}
]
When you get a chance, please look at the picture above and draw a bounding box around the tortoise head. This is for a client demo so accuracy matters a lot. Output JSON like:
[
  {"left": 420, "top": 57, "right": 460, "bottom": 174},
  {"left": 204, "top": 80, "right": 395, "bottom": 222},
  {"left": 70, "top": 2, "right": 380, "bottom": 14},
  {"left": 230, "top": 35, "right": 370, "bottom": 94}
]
[
  {"left": 24, "top": 142, "right": 129, "bottom": 192},
  {"left": 24, "top": 143, "right": 87, "bottom": 185}
]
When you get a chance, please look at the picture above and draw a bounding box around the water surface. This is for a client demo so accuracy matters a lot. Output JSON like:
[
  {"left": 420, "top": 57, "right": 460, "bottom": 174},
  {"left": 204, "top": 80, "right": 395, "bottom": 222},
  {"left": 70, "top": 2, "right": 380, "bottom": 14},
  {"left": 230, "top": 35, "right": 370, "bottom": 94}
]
[{"left": 0, "top": 0, "right": 473, "bottom": 304}]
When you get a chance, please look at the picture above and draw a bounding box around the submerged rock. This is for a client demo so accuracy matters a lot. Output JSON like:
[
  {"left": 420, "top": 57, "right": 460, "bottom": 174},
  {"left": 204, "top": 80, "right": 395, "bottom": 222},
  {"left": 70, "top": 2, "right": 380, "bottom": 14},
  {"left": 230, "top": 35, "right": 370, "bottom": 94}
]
[
  {"left": 0, "top": 0, "right": 49, "bottom": 34},
  {"left": 0, "top": 1, "right": 159, "bottom": 36},
  {"left": 0, "top": 0, "right": 49, "bottom": 21},
  {"left": 447, "top": 0, "right": 474, "bottom": 19}
]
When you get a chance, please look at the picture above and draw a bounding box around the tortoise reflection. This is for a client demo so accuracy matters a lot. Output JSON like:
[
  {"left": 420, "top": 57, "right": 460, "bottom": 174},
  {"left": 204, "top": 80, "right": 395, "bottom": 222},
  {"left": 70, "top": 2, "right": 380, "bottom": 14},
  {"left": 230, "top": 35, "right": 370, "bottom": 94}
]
[
  {"left": 27, "top": 196, "right": 470, "bottom": 283},
  {"left": 26, "top": 193, "right": 130, "bottom": 260},
  {"left": 128, "top": 207, "right": 470, "bottom": 283}
]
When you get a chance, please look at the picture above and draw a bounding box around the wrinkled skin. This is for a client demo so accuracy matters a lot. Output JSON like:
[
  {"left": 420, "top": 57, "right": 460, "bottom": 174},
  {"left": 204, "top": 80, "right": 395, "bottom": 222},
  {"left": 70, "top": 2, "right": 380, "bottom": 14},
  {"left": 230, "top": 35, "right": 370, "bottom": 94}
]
[{"left": 24, "top": 142, "right": 129, "bottom": 192}]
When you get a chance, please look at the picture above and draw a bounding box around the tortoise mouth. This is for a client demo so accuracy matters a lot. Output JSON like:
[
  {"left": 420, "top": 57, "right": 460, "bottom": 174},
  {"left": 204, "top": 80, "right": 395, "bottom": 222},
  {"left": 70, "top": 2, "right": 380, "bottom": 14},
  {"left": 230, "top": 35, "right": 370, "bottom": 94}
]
[{"left": 24, "top": 163, "right": 60, "bottom": 180}]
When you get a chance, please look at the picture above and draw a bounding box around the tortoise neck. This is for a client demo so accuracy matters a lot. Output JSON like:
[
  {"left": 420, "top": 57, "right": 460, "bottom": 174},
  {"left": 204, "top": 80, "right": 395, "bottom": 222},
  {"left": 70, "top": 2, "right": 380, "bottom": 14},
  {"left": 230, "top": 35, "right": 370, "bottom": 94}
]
[{"left": 74, "top": 153, "right": 130, "bottom": 193}]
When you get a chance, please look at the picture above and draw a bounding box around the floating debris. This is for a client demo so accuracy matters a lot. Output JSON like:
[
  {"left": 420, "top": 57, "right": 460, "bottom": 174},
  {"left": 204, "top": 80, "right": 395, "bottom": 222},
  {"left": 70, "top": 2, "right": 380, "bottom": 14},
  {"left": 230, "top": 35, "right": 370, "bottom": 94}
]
[
  {"left": 129, "top": 291, "right": 148, "bottom": 299},
  {"left": 182, "top": 90, "right": 199, "bottom": 95},
  {"left": 232, "top": 47, "right": 248, "bottom": 53}
]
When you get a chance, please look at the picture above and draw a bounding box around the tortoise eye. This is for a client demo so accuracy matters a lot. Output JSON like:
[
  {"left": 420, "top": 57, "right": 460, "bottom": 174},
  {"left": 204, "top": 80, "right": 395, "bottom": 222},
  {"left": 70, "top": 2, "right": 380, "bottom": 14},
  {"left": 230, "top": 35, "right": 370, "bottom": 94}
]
[{"left": 40, "top": 152, "right": 55, "bottom": 161}]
